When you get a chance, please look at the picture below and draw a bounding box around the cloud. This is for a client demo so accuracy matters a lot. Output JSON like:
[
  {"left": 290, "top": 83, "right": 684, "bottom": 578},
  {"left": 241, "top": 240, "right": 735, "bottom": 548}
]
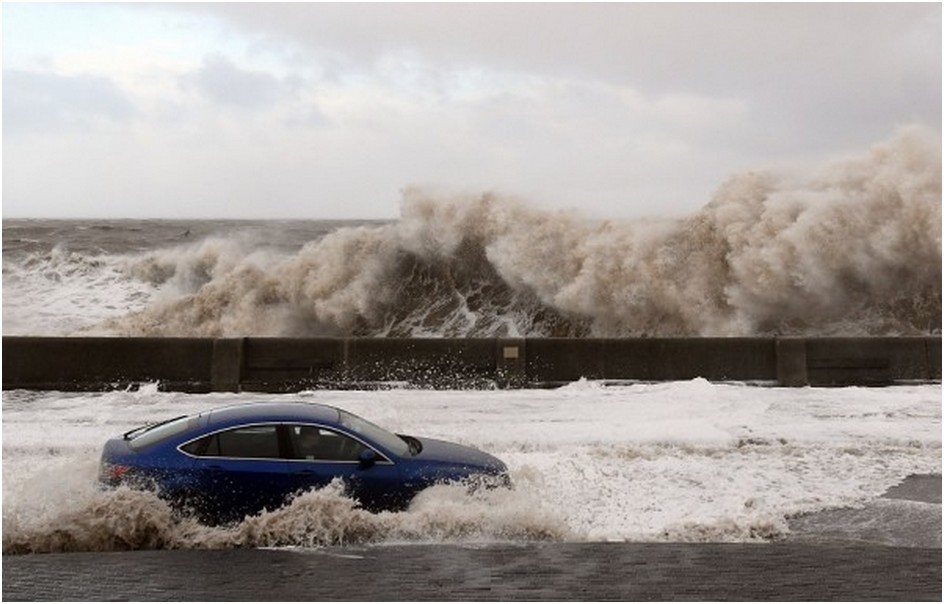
[
  {"left": 186, "top": 3, "right": 941, "bottom": 148},
  {"left": 2, "top": 68, "right": 135, "bottom": 134},
  {"left": 1, "top": 3, "right": 939, "bottom": 219},
  {"left": 180, "top": 55, "right": 296, "bottom": 109},
  {"left": 188, "top": 4, "right": 939, "bottom": 89}
]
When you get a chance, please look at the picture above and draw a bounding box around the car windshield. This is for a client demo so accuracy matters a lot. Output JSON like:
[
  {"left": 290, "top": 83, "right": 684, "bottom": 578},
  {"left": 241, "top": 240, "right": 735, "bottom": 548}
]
[
  {"left": 337, "top": 410, "right": 411, "bottom": 457},
  {"left": 126, "top": 415, "right": 200, "bottom": 451}
]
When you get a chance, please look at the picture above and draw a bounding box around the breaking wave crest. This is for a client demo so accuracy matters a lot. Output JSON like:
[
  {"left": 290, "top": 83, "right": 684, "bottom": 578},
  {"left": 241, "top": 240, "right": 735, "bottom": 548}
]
[{"left": 95, "top": 127, "right": 940, "bottom": 337}]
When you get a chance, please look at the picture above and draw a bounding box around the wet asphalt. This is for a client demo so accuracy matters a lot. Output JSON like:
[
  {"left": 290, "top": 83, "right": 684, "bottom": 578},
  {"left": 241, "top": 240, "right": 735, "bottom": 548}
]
[{"left": 3, "top": 474, "right": 941, "bottom": 601}]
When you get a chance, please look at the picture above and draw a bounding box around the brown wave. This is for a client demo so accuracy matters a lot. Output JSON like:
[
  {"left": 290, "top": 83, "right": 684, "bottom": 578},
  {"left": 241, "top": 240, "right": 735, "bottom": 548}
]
[{"left": 104, "top": 126, "right": 941, "bottom": 338}]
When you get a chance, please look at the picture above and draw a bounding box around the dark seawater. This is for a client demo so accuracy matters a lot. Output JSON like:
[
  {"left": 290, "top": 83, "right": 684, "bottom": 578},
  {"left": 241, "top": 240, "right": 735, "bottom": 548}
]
[{"left": 2, "top": 218, "right": 378, "bottom": 257}]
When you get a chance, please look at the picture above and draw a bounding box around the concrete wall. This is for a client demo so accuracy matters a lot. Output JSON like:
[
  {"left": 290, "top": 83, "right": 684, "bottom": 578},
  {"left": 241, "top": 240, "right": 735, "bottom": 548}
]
[
  {"left": 3, "top": 336, "right": 940, "bottom": 392},
  {"left": 3, "top": 337, "right": 215, "bottom": 392},
  {"left": 524, "top": 338, "right": 778, "bottom": 383}
]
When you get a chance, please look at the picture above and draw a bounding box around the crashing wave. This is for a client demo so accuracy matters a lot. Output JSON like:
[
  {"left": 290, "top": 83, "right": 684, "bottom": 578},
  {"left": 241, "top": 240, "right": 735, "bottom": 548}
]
[{"left": 102, "top": 127, "right": 940, "bottom": 338}]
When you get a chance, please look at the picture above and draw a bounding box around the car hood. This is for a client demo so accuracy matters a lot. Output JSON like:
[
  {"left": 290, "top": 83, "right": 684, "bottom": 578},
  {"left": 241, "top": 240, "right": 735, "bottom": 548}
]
[{"left": 409, "top": 437, "right": 506, "bottom": 473}]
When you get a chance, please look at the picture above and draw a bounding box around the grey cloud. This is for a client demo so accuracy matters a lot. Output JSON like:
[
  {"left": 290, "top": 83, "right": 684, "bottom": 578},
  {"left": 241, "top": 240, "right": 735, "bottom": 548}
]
[
  {"left": 4, "top": 3, "right": 939, "bottom": 220},
  {"left": 181, "top": 3, "right": 940, "bottom": 151},
  {"left": 2, "top": 69, "right": 135, "bottom": 134},
  {"left": 184, "top": 4, "right": 939, "bottom": 90},
  {"left": 181, "top": 55, "right": 293, "bottom": 108}
]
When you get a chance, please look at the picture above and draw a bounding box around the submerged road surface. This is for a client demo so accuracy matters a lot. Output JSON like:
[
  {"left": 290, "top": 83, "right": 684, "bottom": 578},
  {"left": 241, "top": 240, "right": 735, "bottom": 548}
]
[
  {"left": 2, "top": 543, "right": 940, "bottom": 601},
  {"left": 3, "top": 475, "right": 940, "bottom": 601}
]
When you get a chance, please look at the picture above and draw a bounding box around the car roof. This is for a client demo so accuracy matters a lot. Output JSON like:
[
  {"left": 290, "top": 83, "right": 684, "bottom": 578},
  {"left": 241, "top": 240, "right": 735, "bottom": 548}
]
[{"left": 204, "top": 401, "right": 341, "bottom": 427}]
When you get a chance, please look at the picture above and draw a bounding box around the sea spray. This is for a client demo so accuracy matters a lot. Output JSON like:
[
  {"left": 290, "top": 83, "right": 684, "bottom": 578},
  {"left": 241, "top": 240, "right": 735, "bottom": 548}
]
[{"left": 99, "top": 127, "right": 940, "bottom": 338}]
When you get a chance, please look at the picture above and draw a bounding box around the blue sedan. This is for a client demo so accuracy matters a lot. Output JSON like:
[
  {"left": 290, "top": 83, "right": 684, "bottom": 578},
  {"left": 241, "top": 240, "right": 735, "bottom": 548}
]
[{"left": 99, "top": 401, "right": 509, "bottom": 524}]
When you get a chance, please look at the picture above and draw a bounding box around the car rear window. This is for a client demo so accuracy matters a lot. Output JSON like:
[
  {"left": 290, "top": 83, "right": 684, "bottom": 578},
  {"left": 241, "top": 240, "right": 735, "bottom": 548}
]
[{"left": 126, "top": 415, "right": 200, "bottom": 450}]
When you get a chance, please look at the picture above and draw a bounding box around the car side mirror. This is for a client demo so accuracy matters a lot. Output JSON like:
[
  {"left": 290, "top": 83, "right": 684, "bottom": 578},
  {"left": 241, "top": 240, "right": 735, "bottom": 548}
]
[{"left": 358, "top": 449, "right": 377, "bottom": 469}]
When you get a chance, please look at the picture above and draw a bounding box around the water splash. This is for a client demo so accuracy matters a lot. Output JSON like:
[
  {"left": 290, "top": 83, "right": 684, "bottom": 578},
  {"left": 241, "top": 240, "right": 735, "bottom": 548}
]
[
  {"left": 95, "top": 127, "right": 939, "bottom": 338},
  {"left": 3, "top": 384, "right": 939, "bottom": 553},
  {"left": 2, "top": 479, "right": 571, "bottom": 555}
]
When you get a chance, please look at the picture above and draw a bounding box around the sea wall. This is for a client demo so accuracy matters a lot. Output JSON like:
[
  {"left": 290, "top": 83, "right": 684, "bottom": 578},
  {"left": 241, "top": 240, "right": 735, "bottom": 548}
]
[{"left": 3, "top": 336, "right": 939, "bottom": 391}]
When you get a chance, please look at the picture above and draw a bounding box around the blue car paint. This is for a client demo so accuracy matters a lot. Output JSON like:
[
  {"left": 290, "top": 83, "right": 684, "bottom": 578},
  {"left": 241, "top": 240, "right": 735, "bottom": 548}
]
[{"left": 99, "top": 402, "right": 509, "bottom": 523}]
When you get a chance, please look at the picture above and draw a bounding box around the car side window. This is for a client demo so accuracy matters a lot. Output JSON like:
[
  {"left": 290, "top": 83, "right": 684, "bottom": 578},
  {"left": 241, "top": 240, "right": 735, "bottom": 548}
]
[
  {"left": 181, "top": 425, "right": 280, "bottom": 459},
  {"left": 181, "top": 434, "right": 218, "bottom": 456},
  {"left": 289, "top": 425, "right": 368, "bottom": 462}
]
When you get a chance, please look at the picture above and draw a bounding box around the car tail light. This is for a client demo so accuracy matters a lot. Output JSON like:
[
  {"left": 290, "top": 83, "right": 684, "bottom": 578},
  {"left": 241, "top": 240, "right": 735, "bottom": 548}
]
[{"left": 102, "top": 464, "right": 133, "bottom": 485}]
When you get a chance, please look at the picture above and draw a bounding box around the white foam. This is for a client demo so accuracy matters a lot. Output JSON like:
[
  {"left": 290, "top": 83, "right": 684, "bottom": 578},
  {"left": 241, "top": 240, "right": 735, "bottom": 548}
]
[
  {"left": 1, "top": 246, "right": 159, "bottom": 335},
  {"left": 3, "top": 382, "right": 939, "bottom": 552}
]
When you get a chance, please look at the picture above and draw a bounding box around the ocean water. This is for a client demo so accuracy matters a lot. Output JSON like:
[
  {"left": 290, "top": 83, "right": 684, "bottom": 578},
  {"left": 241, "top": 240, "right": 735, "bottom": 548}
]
[
  {"left": 2, "top": 127, "right": 941, "bottom": 554},
  {"left": 3, "top": 381, "right": 940, "bottom": 553},
  {"left": 2, "top": 219, "right": 381, "bottom": 337},
  {"left": 2, "top": 129, "right": 941, "bottom": 338}
]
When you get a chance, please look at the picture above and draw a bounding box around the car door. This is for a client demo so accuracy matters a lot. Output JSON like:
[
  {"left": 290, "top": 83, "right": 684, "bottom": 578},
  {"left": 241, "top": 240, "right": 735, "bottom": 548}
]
[
  {"left": 184, "top": 423, "right": 290, "bottom": 522},
  {"left": 285, "top": 424, "right": 404, "bottom": 511}
]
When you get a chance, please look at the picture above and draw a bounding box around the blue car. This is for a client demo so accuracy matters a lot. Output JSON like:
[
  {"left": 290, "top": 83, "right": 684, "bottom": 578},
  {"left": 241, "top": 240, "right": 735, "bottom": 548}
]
[{"left": 99, "top": 401, "right": 509, "bottom": 524}]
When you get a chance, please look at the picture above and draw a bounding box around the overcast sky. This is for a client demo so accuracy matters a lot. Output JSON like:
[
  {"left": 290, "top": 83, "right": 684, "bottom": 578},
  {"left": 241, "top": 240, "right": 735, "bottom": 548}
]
[{"left": 2, "top": 2, "right": 941, "bottom": 220}]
